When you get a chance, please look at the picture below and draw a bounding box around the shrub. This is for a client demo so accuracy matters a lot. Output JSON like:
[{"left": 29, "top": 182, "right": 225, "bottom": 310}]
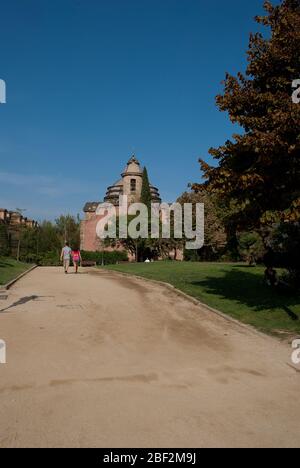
[
  {"left": 20, "top": 251, "right": 61, "bottom": 266},
  {"left": 264, "top": 222, "right": 300, "bottom": 288},
  {"left": 237, "top": 231, "right": 265, "bottom": 265},
  {"left": 19, "top": 249, "right": 128, "bottom": 266},
  {"left": 184, "top": 246, "right": 226, "bottom": 262},
  {"left": 81, "top": 250, "right": 128, "bottom": 265}
]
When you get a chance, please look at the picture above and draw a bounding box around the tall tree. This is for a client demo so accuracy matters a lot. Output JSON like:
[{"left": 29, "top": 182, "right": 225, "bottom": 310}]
[
  {"left": 177, "top": 190, "right": 227, "bottom": 256},
  {"left": 55, "top": 214, "right": 81, "bottom": 248},
  {"left": 140, "top": 167, "right": 152, "bottom": 211},
  {"left": 193, "top": 0, "right": 300, "bottom": 230}
]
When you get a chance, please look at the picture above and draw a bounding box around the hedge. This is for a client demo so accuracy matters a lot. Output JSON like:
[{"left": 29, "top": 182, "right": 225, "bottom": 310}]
[
  {"left": 81, "top": 250, "right": 128, "bottom": 265},
  {"left": 20, "top": 250, "right": 128, "bottom": 266}
]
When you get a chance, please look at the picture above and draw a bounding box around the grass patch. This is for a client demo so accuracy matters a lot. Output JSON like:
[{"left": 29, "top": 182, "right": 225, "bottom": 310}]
[
  {"left": 105, "top": 262, "right": 300, "bottom": 337},
  {"left": 0, "top": 257, "right": 32, "bottom": 286}
]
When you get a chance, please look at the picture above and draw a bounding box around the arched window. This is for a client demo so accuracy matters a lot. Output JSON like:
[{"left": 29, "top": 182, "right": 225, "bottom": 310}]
[{"left": 130, "top": 179, "right": 136, "bottom": 192}]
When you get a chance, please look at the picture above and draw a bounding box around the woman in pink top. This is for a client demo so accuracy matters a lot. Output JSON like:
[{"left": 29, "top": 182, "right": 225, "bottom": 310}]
[{"left": 71, "top": 247, "right": 82, "bottom": 274}]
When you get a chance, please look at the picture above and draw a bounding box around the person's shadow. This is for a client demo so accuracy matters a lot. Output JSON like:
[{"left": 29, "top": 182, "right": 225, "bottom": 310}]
[
  {"left": 0, "top": 295, "right": 54, "bottom": 313},
  {"left": 0, "top": 295, "right": 39, "bottom": 313}
]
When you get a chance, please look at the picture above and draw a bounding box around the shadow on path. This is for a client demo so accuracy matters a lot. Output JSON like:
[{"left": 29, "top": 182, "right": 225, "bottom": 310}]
[{"left": 0, "top": 295, "right": 53, "bottom": 313}]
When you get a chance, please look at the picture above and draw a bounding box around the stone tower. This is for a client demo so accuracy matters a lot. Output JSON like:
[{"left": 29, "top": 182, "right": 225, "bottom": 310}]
[
  {"left": 104, "top": 155, "right": 161, "bottom": 205},
  {"left": 121, "top": 155, "right": 143, "bottom": 204}
]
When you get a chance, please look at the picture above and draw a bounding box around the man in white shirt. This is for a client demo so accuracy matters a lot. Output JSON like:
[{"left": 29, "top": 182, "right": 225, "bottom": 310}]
[{"left": 60, "top": 242, "right": 72, "bottom": 274}]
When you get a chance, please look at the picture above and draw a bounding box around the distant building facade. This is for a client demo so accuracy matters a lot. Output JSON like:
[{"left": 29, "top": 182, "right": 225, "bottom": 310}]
[{"left": 0, "top": 209, "right": 38, "bottom": 255}]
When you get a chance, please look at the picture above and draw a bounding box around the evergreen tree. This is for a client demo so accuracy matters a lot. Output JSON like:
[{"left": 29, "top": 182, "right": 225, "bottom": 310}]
[
  {"left": 139, "top": 167, "right": 153, "bottom": 259},
  {"left": 141, "top": 167, "right": 152, "bottom": 211}
]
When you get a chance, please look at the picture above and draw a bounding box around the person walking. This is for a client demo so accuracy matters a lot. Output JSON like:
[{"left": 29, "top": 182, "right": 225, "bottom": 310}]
[
  {"left": 60, "top": 242, "right": 72, "bottom": 274},
  {"left": 72, "top": 247, "right": 82, "bottom": 274}
]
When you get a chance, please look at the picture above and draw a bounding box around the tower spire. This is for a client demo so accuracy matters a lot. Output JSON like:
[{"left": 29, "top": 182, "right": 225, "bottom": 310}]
[{"left": 127, "top": 154, "right": 139, "bottom": 165}]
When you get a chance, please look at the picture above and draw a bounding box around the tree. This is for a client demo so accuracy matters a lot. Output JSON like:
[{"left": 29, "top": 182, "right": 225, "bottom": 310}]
[
  {"left": 0, "top": 223, "right": 10, "bottom": 256},
  {"left": 237, "top": 231, "right": 266, "bottom": 265},
  {"left": 104, "top": 214, "right": 141, "bottom": 260},
  {"left": 263, "top": 222, "right": 300, "bottom": 285},
  {"left": 193, "top": 0, "right": 300, "bottom": 280},
  {"left": 55, "top": 215, "right": 81, "bottom": 248},
  {"left": 104, "top": 211, "right": 184, "bottom": 262},
  {"left": 140, "top": 167, "right": 152, "bottom": 211},
  {"left": 193, "top": 0, "right": 300, "bottom": 229},
  {"left": 36, "top": 221, "right": 61, "bottom": 253},
  {"left": 18, "top": 215, "right": 81, "bottom": 265},
  {"left": 177, "top": 190, "right": 227, "bottom": 260},
  {"left": 177, "top": 190, "right": 226, "bottom": 253},
  {"left": 104, "top": 214, "right": 160, "bottom": 262}
]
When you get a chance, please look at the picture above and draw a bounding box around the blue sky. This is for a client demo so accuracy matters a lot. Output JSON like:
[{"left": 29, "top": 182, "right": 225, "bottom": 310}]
[{"left": 0, "top": 0, "right": 277, "bottom": 222}]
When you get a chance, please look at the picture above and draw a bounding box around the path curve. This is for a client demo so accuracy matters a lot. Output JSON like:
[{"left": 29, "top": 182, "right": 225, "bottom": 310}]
[{"left": 0, "top": 267, "right": 299, "bottom": 448}]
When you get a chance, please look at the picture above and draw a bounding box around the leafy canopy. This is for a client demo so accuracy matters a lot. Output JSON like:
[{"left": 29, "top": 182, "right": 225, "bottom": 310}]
[{"left": 193, "top": 0, "right": 300, "bottom": 228}]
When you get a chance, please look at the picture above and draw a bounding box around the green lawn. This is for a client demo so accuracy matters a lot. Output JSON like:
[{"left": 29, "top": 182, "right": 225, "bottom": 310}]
[
  {"left": 105, "top": 262, "right": 300, "bottom": 337},
  {"left": 0, "top": 257, "right": 31, "bottom": 286}
]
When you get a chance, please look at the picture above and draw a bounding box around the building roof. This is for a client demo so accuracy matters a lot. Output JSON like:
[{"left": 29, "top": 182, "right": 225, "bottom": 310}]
[
  {"left": 83, "top": 202, "right": 101, "bottom": 213},
  {"left": 127, "top": 155, "right": 140, "bottom": 166},
  {"left": 122, "top": 155, "right": 142, "bottom": 176}
]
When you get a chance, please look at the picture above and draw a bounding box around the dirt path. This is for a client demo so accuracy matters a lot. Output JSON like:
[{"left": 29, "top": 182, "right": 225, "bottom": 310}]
[{"left": 0, "top": 267, "right": 299, "bottom": 448}]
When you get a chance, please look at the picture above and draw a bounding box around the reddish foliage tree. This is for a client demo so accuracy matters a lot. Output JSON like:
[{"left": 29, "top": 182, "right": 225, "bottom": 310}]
[{"left": 193, "top": 0, "right": 300, "bottom": 232}]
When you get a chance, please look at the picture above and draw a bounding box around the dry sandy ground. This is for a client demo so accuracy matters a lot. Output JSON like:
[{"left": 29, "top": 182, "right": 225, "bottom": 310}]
[{"left": 0, "top": 266, "right": 299, "bottom": 448}]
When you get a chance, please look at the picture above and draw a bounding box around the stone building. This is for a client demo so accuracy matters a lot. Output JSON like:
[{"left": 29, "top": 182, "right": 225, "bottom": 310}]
[
  {"left": 0, "top": 209, "right": 38, "bottom": 256},
  {"left": 80, "top": 155, "right": 161, "bottom": 253},
  {"left": 104, "top": 155, "right": 161, "bottom": 206}
]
